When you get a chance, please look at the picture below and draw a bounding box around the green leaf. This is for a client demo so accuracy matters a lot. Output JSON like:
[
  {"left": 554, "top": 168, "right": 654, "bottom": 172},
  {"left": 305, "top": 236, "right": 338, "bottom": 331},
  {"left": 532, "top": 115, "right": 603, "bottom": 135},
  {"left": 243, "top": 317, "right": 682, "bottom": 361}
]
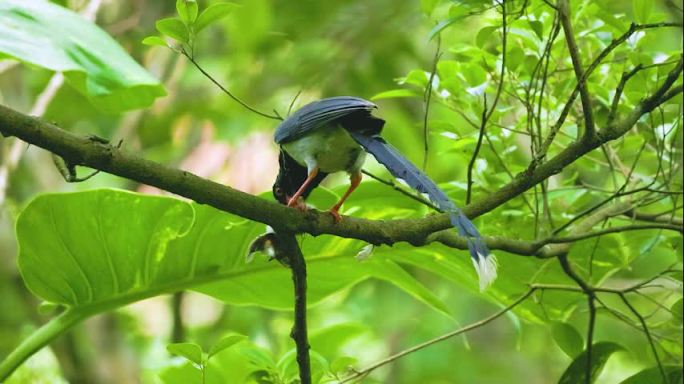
[
  {"left": 0, "top": 0, "right": 165, "bottom": 112},
  {"left": 156, "top": 18, "right": 190, "bottom": 43},
  {"left": 371, "top": 89, "right": 419, "bottom": 100},
  {"left": 557, "top": 342, "right": 624, "bottom": 384},
  {"left": 619, "top": 365, "right": 683, "bottom": 384},
  {"left": 475, "top": 26, "right": 499, "bottom": 48},
  {"left": 176, "top": 0, "right": 198, "bottom": 24},
  {"left": 632, "top": 0, "right": 652, "bottom": 23},
  {"left": 208, "top": 334, "right": 247, "bottom": 358},
  {"left": 671, "top": 298, "right": 683, "bottom": 323},
  {"left": 551, "top": 322, "right": 584, "bottom": 358},
  {"left": 528, "top": 20, "right": 544, "bottom": 40},
  {"left": 142, "top": 36, "right": 168, "bottom": 47},
  {"left": 167, "top": 343, "right": 203, "bottom": 366},
  {"left": 195, "top": 3, "right": 238, "bottom": 32}
]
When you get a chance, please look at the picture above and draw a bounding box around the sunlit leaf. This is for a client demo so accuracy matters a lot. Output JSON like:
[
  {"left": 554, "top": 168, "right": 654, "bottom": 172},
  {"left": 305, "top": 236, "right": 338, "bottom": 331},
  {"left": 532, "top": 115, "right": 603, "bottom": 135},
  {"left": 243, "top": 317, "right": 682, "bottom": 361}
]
[
  {"left": 0, "top": 0, "right": 165, "bottom": 112},
  {"left": 167, "top": 343, "right": 203, "bottom": 366},
  {"left": 156, "top": 18, "right": 190, "bottom": 43},
  {"left": 176, "top": 0, "right": 199, "bottom": 24},
  {"left": 371, "top": 89, "right": 419, "bottom": 100},
  {"left": 142, "top": 36, "right": 168, "bottom": 47},
  {"left": 195, "top": 3, "right": 238, "bottom": 32}
]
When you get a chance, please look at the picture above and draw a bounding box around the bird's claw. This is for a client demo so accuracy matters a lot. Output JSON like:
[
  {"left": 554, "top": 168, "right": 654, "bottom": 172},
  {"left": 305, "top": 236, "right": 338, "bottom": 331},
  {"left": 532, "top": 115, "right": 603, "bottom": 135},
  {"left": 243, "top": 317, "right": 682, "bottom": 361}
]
[
  {"left": 328, "top": 209, "right": 342, "bottom": 223},
  {"left": 287, "top": 196, "right": 308, "bottom": 212}
]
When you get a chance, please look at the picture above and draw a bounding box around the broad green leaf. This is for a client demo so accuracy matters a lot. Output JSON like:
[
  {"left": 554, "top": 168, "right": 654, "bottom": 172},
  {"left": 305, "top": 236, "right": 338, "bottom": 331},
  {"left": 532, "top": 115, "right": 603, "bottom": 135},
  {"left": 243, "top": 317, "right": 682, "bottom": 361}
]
[
  {"left": 167, "top": 343, "right": 203, "bottom": 366},
  {"left": 17, "top": 189, "right": 450, "bottom": 314},
  {"left": 208, "top": 335, "right": 247, "bottom": 358},
  {"left": 195, "top": 3, "right": 239, "bottom": 32},
  {"left": 557, "top": 342, "right": 624, "bottom": 384},
  {"left": 0, "top": 0, "right": 165, "bottom": 112},
  {"left": 371, "top": 89, "right": 419, "bottom": 100},
  {"left": 619, "top": 365, "right": 683, "bottom": 384},
  {"left": 142, "top": 36, "right": 168, "bottom": 47},
  {"left": 156, "top": 18, "right": 190, "bottom": 43},
  {"left": 551, "top": 322, "right": 584, "bottom": 358},
  {"left": 176, "top": 0, "right": 199, "bottom": 24}
]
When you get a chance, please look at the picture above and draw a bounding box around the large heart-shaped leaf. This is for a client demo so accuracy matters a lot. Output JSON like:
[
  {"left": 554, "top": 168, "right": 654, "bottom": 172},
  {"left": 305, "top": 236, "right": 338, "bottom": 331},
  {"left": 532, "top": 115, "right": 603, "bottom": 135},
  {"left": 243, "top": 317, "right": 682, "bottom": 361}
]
[
  {"left": 0, "top": 0, "right": 165, "bottom": 112},
  {"left": 16, "top": 188, "right": 452, "bottom": 314}
]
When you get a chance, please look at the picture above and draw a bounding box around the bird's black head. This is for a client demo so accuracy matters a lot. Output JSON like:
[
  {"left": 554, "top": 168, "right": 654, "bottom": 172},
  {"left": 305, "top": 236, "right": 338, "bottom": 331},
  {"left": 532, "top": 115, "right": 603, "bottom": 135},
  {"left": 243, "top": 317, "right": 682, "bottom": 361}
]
[{"left": 272, "top": 150, "right": 327, "bottom": 205}]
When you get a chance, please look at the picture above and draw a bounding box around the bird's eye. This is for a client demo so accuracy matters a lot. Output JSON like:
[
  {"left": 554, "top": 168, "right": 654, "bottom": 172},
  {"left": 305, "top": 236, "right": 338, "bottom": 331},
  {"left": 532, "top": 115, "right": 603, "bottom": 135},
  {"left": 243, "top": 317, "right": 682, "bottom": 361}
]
[{"left": 275, "top": 187, "right": 283, "bottom": 195}]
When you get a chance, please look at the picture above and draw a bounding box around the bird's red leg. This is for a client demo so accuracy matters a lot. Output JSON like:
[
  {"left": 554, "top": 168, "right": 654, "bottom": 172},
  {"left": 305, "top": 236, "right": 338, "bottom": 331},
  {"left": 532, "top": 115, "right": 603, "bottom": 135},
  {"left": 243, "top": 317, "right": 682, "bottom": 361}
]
[
  {"left": 287, "top": 166, "right": 320, "bottom": 208},
  {"left": 328, "top": 172, "right": 362, "bottom": 222}
]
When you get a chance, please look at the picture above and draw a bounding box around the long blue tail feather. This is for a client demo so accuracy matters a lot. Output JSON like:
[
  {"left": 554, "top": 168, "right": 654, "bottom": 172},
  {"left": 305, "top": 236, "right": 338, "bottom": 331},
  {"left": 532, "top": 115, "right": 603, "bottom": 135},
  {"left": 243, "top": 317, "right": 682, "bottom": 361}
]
[{"left": 350, "top": 132, "right": 497, "bottom": 290}]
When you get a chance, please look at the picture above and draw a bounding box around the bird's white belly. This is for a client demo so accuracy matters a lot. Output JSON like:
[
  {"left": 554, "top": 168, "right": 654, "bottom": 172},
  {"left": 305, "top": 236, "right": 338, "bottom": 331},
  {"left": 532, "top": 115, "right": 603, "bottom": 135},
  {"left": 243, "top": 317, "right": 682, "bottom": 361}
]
[{"left": 282, "top": 125, "right": 365, "bottom": 173}]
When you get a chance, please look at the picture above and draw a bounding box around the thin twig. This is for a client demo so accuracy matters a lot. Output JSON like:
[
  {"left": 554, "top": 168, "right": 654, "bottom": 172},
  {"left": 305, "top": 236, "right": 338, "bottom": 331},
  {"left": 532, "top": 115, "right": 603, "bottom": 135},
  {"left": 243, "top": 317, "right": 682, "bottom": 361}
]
[
  {"left": 467, "top": 96, "right": 488, "bottom": 204},
  {"left": 180, "top": 48, "right": 282, "bottom": 121},
  {"left": 340, "top": 288, "right": 537, "bottom": 383},
  {"left": 422, "top": 35, "right": 442, "bottom": 172},
  {"left": 618, "top": 294, "right": 667, "bottom": 383},
  {"left": 466, "top": 0, "right": 507, "bottom": 204}
]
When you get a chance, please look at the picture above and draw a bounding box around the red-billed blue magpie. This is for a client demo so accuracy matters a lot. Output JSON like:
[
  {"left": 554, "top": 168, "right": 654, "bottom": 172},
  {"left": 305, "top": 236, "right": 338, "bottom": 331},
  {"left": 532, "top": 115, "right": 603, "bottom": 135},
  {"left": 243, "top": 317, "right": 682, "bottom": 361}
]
[{"left": 271, "top": 96, "right": 497, "bottom": 289}]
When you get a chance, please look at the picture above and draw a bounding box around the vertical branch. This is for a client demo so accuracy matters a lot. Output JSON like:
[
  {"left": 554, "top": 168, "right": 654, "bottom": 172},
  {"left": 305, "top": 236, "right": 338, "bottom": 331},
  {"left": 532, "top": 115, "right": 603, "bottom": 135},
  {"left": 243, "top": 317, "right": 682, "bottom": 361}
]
[
  {"left": 467, "top": 97, "right": 488, "bottom": 204},
  {"left": 558, "top": 0, "right": 595, "bottom": 137},
  {"left": 466, "top": 0, "right": 507, "bottom": 204},
  {"left": 275, "top": 232, "right": 311, "bottom": 384},
  {"left": 558, "top": 254, "right": 595, "bottom": 384},
  {"left": 422, "top": 35, "right": 442, "bottom": 171},
  {"left": 170, "top": 292, "right": 185, "bottom": 343}
]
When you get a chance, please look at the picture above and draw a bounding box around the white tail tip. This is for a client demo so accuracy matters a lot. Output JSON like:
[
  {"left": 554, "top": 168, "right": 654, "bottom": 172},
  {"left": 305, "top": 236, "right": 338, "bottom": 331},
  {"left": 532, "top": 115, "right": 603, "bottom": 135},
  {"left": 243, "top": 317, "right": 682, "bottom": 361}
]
[{"left": 472, "top": 253, "right": 498, "bottom": 291}]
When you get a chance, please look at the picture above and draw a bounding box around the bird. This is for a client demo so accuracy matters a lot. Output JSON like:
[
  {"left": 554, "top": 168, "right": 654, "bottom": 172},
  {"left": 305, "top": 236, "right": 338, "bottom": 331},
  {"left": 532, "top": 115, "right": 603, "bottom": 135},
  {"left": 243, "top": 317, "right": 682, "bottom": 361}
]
[{"left": 271, "top": 96, "right": 497, "bottom": 290}]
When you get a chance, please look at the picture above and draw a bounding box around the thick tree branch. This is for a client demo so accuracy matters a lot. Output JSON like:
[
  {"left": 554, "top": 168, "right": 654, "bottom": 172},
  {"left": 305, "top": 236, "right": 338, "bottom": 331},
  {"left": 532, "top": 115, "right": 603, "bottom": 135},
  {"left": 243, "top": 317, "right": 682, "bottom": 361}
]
[{"left": 1, "top": 76, "right": 680, "bottom": 256}]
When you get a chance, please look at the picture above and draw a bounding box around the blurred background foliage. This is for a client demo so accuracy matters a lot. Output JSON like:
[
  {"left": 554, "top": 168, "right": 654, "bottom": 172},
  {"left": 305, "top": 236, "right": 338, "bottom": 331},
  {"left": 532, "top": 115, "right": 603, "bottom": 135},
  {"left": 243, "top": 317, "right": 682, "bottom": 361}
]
[{"left": 0, "top": 0, "right": 682, "bottom": 383}]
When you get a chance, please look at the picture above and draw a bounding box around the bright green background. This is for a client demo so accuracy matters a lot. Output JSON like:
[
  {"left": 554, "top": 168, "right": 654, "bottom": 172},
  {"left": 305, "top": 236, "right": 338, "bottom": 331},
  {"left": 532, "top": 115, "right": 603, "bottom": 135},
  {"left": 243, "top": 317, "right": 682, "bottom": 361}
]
[{"left": 0, "top": 0, "right": 681, "bottom": 383}]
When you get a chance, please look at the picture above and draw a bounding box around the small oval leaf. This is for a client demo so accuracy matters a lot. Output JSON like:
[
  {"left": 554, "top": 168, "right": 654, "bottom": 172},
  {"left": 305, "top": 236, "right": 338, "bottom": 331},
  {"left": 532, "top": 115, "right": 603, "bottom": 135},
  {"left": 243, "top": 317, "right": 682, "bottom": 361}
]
[
  {"left": 167, "top": 343, "right": 203, "bottom": 366},
  {"left": 176, "top": 0, "right": 199, "bottom": 24},
  {"left": 142, "top": 36, "right": 168, "bottom": 47},
  {"left": 156, "top": 18, "right": 189, "bottom": 43},
  {"left": 195, "top": 3, "right": 238, "bottom": 32}
]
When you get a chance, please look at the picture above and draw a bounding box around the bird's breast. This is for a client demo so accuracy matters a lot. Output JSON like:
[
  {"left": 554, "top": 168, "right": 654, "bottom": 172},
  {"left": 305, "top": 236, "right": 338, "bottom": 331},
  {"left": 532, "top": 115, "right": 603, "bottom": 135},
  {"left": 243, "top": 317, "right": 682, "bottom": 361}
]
[{"left": 281, "top": 125, "right": 366, "bottom": 174}]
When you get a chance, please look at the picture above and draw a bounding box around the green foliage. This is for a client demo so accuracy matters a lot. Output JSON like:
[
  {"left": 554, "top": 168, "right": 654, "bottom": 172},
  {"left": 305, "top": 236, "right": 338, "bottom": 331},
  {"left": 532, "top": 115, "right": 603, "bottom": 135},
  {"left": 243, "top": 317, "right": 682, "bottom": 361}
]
[
  {"left": 0, "top": 0, "right": 682, "bottom": 382},
  {"left": 0, "top": 0, "right": 165, "bottom": 112},
  {"left": 619, "top": 365, "right": 683, "bottom": 384},
  {"left": 551, "top": 322, "right": 585, "bottom": 358},
  {"left": 557, "top": 342, "right": 624, "bottom": 384}
]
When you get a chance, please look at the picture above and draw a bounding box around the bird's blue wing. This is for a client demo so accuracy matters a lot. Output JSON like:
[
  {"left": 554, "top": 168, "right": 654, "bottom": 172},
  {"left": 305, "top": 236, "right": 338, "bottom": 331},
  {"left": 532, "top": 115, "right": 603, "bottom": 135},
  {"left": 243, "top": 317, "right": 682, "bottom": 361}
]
[{"left": 274, "top": 96, "right": 376, "bottom": 144}]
